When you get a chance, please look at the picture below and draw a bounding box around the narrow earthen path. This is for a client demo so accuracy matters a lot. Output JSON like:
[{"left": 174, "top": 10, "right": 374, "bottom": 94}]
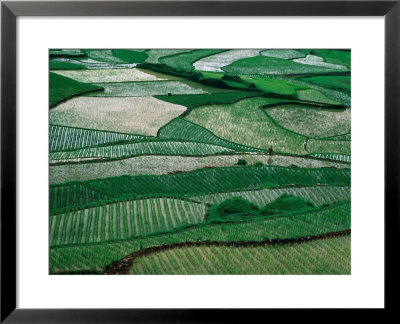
[{"left": 104, "top": 229, "right": 351, "bottom": 275}]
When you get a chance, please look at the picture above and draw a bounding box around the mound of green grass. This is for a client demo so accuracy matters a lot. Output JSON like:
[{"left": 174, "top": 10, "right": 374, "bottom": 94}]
[
  {"left": 208, "top": 197, "right": 260, "bottom": 222},
  {"left": 208, "top": 194, "right": 316, "bottom": 223},
  {"left": 49, "top": 72, "right": 103, "bottom": 108},
  {"left": 260, "top": 194, "right": 315, "bottom": 216},
  {"left": 112, "top": 49, "right": 148, "bottom": 63}
]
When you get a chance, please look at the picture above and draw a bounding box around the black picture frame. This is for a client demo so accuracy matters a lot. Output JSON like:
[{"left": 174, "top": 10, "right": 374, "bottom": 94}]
[{"left": 1, "top": 0, "right": 398, "bottom": 322}]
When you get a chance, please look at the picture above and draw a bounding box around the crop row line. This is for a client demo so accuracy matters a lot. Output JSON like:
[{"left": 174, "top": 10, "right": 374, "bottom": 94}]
[
  {"left": 49, "top": 183, "right": 350, "bottom": 216},
  {"left": 105, "top": 229, "right": 351, "bottom": 274},
  {"left": 50, "top": 200, "right": 350, "bottom": 250}
]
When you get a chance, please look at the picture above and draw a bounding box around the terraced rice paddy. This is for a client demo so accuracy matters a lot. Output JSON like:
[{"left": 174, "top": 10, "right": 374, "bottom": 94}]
[
  {"left": 222, "top": 55, "right": 340, "bottom": 75},
  {"left": 49, "top": 125, "right": 151, "bottom": 152},
  {"left": 50, "top": 96, "right": 186, "bottom": 136},
  {"left": 50, "top": 201, "right": 350, "bottom": 273},
  {"left": 261, "top": 49, "right": 305, "bottom": 60},
  {"left": 49, "top": 165, "right": 350, "bottom": 214},
  {"left": 265, "top": 104, "right": 351, "bottom": 138},
  {"left": 159, "top": 49, "right": 226, "bottom": 70},
  {"left": 51, "top": 57, "right": 138, "bottom": 69},
  {"left": 50, "top": 198, "right": 207, "bottom": 246},
  {"left": 50, "top": 154, "right": 349, "bottom": 184},
  {"left": 158, "top": 118, "right": 263, "bottom": 153},
  {"left": 280, "top": 77, "right": 351, "bottom": 106},
  {"left": 308, "top": 153, "right": 351, "bottom": 163},
  {"left": 145, "top": 49, "right": 193, "bottom": 64},
  {"left": 49, "top": 139, "right": 235, "bottom": 162},
  {"left": 49, "top": 48, "right": 351, "bottom": 275},
  {"left": 192, "top": 185, "right": 351, "bottom": 207},
  {"left": 307, "top": 139, "right": 351, "bottom": 155},
  {"left": 49, "top": 72, "right": 103, "bottom": 107},
  {"left": 296, "top": 89, "right": 342, "bottom": 105},
  {"left": 185, "top": 97, "right": 308, "bottom": 154},
  {"left": 293, "top": 55, "right": 349, "bottom": 71},
  {"left": 155, "top": 91, "right": 259, "bottom": 108},
  {"left": 130, "top": 235, "right": 351, "bottom": 275},
  {"left": 241, "top": 77, "right": 306, "bottom": 96},
  {"left": 299, "top": 75, "right": 351, "bottom": 94},
  {"left": 50, "top": 49, "right": 85, "bottom": 57},
  {"left": 193, "top": 49, "right": 262, "bottom": 72},
  {"left": 84, "top": 49, "right": 126, "bottom": 63},
  {"left": 52, "top": 68, "right": 165, "bottom": 83},
  {"left": 85, "top": 81, "right": 211, "bottom": 97}
]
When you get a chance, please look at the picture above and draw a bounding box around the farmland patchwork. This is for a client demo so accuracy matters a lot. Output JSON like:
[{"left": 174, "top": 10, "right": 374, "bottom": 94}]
[{"left": 49, "top": 49, "right": 351, "bottom": 275}]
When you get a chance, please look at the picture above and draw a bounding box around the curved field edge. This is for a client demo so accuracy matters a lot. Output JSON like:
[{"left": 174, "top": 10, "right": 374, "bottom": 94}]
[
  {"left": 183, "top": 97, "right": 349, "bottom": 155},
  {"left": 49, "top": 186, "right": 350, "bottom": 248},
  {"left": 221, "top": 54, "right": 342, "bottom": 76},
  {"left": 144, "top": 49, "right": 193, "bottom": 64},
  {"left": 263, "top": 104, "right": 350, "bottom": 139},
  {"left": 49, "top": 96, "right": 188, "bottom": 137},
  {"left": 49, "top": 165, "right": 351, "bottom": 214},
  {"left": 184, "top": 97, "right": 309, "bottom": 155},
  {"left": 49, "top": 139, "right": 237, "bottom": 162},
  {"left": 49, "top": 124, "right": 154, "bottom": 153},
  {"left": 49, "top": 183, "right": 350, "bottom": 217},
  {"left": 49, "top": 150, "right": 351, "bottom": 167},
  {"left": 159, "top": 49, "right": 228, "bottom": 70},
  {"left": 192, "top": 185, "right": 350, "bottom": 207},
  {"left": 49, "top": 154, "right": 350, "bottom": 184},
  {"left": 126, "top": 233, "right": 351, "bottom": 275},
  {"left": 49, "top": 201, "right": 350, "bottom": 273},
  {"left": 307, "top": 139, "right": 351, "bottom": 155},
  {"left": 158, "top": 117, "right": 265, "bottom": 153},
  {"left": 49, "top": 73, "right": 104, "bottom": 108},
  {"left": 49, "top": 197, "right": 207, "bottom": 247},
  {"left": 273, "top": 75, "right": 351, "bottom": 107},
  {"left": 308, "top": 153, "right": 351, "bottom": 163}
]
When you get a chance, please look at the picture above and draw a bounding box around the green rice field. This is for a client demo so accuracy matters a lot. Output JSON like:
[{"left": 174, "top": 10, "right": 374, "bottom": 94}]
[{"left": 49, "top": 48, "right": 351, "bottom": 275}]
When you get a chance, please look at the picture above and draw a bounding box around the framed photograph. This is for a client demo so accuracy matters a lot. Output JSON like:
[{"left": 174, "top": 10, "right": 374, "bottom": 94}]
[{"left": 1, "top": 0, "right": 398, "bottom": 321}]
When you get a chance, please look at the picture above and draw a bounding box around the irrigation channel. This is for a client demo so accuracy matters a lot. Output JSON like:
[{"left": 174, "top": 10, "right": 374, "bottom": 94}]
[{"left": 104, "top": 229, "right": 351, "bottom": 275}]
